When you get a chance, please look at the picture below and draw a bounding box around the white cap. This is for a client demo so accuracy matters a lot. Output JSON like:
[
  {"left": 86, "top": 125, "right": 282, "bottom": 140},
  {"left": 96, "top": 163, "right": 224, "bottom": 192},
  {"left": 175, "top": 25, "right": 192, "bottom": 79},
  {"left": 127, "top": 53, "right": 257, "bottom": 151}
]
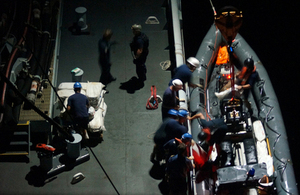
[
  {"left": 131, "top": 24, "right": 142, "bottom": 31},
  {"left": 172, "top": 79, "right": 183, "bottom": 88},
  {"left": 187, "top": 57, "right": 200, "bottom": 68}
]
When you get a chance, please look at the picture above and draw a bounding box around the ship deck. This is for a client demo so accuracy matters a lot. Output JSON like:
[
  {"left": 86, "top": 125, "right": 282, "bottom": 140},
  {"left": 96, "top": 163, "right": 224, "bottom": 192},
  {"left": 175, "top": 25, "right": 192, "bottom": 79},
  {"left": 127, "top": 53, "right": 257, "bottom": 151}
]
[
  {"left": 0, "top": 0, "right": 170, "bottom": 194},
  {"left": 0, "top": 0, "right": 299, "bottom": 194}
]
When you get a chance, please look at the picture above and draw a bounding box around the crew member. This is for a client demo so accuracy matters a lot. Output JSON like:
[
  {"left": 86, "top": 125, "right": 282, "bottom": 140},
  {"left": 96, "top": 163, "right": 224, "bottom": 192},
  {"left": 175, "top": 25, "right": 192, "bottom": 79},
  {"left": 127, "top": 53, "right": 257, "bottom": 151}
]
[
  {"left": 235, "top": 58, "right": 258, "bottom": 99},
  {"left": 130, "top": 24, "right": 149, "bottom": 84},
  {"left": 161, "top": 79, "right": 183, "bottom": 121},
  {"left": 98, "top": 29, "right": 116, "bottom": 92},
  {"left": 217, "top": 58, "right": 258, "bottom": 100},
  {"left": 165, "top": 109, "right": 189, "bottom": 142},
  {"left": 151, "top": 109, "right": 179, "bottom": 163},
  {"left": 163, "top": 133, "right": 194, "bottom": 161},
  {"left": 166, "top": 143, "right": 194, "bottom": 195},
  {"left": 67, "top": 82, "right": 90, "bottom": 139},
  {"left": 169, "top": 57, "right": 201, "bottom": 88}
]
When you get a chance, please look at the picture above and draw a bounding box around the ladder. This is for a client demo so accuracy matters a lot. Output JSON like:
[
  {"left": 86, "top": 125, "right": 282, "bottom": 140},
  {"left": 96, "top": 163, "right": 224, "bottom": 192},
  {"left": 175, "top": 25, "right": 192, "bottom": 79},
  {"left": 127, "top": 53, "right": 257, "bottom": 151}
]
[{"left": 0, "top": 121, "right": 30, "bottom": 158}]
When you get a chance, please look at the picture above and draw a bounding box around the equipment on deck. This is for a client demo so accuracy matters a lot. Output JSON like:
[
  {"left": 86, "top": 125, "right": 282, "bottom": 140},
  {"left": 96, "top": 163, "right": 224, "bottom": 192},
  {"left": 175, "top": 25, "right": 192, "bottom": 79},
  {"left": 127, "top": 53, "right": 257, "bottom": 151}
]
[{"left": 146, "top": 85, "right": 162, "bottom": 110}]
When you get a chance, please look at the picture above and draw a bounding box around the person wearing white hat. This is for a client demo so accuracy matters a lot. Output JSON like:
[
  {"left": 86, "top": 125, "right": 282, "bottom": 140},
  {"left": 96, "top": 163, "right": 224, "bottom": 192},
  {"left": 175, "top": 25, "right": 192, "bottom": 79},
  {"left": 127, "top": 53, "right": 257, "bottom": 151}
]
[
  {"left": 169, "top": 57, "right": 202, "bottom": 88},
  {"left": 130, "top": 24, "right": 149, "bottom": 85},
  {"left": 161, "top": 79, "right": 183, "bottom": 121}
]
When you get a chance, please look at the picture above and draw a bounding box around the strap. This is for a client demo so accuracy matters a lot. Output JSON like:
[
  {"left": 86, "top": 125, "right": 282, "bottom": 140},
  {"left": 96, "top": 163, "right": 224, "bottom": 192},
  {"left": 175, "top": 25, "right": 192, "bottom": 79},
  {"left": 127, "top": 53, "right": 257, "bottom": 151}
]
[
  {"left": 146, "top": 85, "right": 159, "bottom": 110},
  {"left": 36, "top": 143, "right": 56, "bottom": 152}
]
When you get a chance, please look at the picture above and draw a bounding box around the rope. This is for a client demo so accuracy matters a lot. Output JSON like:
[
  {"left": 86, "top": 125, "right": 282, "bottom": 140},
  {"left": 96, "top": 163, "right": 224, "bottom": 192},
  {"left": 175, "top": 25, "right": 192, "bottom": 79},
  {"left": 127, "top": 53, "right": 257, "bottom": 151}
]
[
  {"left": 208, "top": 0, "right": 217, "bottom": 15},
  {"left": 89, "top": 147, "right": 120, "bottom": 195},
  {"left": 160, "top": 60, "right": 171, "bottom": 70}
]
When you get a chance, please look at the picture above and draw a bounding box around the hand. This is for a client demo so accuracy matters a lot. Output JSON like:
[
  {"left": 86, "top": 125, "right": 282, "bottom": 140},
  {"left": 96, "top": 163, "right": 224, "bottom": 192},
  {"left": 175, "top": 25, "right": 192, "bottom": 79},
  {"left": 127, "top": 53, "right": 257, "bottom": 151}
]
[
  {"left": 236, "top": 85, "right": 243, "bottom": 90},
  {"left": 195, "top": 83, "right": 203, "bottom": 88},
  {"left": 188, "top": 156, "right": 194, "bottom": 160},
  {"left": 197, "top": 113, "right": 205, "bottom": 119}
]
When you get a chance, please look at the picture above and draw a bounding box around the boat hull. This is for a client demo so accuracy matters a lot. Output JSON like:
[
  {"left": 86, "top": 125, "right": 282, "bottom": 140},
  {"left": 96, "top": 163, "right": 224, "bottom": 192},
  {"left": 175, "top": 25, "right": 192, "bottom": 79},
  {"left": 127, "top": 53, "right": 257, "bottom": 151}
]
[{"left": 190, "top": 24, "right": 298, "bottom": 195}]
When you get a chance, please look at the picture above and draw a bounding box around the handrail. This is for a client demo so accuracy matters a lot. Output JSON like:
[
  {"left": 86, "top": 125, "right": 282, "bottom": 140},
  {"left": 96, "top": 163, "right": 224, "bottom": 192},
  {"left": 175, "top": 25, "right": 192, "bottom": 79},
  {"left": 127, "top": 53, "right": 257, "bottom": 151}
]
[
  {"left": 170, "top": 0, "right": 196, "bottom": 194},
  {"left": 49, "top": 0, "right": 63, "bottom": 119}
]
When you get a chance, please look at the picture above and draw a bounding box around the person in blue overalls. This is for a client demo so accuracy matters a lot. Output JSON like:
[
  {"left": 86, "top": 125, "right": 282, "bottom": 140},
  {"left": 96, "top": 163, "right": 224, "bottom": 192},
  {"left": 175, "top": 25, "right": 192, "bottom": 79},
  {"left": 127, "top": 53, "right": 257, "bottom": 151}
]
[
  {"left": 169, "top": 57, "right": 201, "bottom": 88},
  {"left": 67, "top": 82, "right": 90, "bottom": 139},
  {"left": 130, "top": 24, "right": 149, "bottom": 85},
  {"left": 166, "top": 142, "right": 194, "bottom": 195},
  {"left": 161, "top": 79, "right": 183, "bottom": 121},
  {"left": 98, "top": 29, "right": 116, "bottom": 92}
]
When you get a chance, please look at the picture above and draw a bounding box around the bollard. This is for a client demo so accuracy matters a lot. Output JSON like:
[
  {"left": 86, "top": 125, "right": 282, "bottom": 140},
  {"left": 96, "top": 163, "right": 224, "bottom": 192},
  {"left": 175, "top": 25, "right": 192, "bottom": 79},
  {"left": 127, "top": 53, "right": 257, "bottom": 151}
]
[
  {"left": 75, "top": 7, "right": 88, "bottom": 30},
  {"left": 38, "top": 151, "right": 53, "bottom": 171},
  {"left": 66, "top": 133, "right": 82, "bottom": 159}
]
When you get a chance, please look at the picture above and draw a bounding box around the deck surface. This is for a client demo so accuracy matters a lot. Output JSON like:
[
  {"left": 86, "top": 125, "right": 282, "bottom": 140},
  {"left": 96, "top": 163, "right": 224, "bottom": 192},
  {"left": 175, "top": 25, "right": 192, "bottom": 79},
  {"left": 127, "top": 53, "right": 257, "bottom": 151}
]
[{"left": 0, "top": 0, "right": 170, "bottom": 194}]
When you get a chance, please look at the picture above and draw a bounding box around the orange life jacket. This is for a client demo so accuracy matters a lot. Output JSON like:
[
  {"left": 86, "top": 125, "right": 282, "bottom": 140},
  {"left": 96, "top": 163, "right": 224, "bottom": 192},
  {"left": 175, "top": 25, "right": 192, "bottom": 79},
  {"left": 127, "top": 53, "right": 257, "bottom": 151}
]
[
  {"left": 238, "top": 65, "right": 256, "bottom": 85},
  {"left": 216, "top": 46, "right": 229, "bottom": 65}
]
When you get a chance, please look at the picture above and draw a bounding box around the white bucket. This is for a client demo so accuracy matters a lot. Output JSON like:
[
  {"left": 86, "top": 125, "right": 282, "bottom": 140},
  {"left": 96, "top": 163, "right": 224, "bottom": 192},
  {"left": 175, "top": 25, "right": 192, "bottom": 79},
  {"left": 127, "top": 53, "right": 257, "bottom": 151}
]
[
  {"left": 66, "top": 133, "right": 82, "bottom": 158},
  {"left": 75, "top": 7, "right": 88, "bottom": 30},
  {"left": 71, "top": 68, "right": 84, "bottom": 82}
]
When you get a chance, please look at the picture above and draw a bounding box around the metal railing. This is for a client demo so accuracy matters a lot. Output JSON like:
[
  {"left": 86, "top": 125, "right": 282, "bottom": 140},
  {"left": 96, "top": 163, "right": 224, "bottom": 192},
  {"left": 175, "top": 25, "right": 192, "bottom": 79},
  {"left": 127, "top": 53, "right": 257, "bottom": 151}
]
[{"left": 169, "top": 0, "right": 196, "bottom": 194}]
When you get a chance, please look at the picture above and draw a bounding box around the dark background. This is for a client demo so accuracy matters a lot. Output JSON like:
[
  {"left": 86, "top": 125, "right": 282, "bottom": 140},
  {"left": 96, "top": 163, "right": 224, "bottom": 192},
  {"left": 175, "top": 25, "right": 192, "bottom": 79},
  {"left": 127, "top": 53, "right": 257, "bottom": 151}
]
[{"left": 182, "top": 0, "right": 300, "bottom": 190}]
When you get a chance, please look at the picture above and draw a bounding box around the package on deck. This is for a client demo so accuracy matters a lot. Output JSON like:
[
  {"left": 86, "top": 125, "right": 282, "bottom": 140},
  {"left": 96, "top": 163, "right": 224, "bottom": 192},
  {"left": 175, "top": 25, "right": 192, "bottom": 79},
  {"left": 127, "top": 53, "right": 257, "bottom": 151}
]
[
  {"left": 86, "top": 82, "right": 105, "bottom": 109},
  {"left": 88, "top": 102, "right": 107, "bottom": 132},
  {"left": 90, "top": 89, "right": 106, "bottom": 111},
  {"left": 100, "top": 96, "right": 107, "bottom": 116},
  {"left": 60, "top": 97, "right": 69, "bottom": 115},
  {"left": 58, "top": 82, "right": 88, "bottom": 90},
  {"left": 57, "top": 89, "right": 86, "bottom": 97},
  {"left": 57, "top": 81, "right": 107, "bottom": 132},
  {"left": 57, "top": 81, "right": 106, "bottom": 110},
  {"left": 86, "top": 82, "right": 105, "bottom": 97}
]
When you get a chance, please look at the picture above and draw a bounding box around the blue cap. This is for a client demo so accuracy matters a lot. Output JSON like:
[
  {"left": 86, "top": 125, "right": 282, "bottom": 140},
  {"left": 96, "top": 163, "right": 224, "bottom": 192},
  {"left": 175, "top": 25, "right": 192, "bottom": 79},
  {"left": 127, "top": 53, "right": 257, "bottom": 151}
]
[
  {"left": 168, "top": 109, "right": 178, "bottom": 116},
  {"left": 74, "top": 82, "right": 82, "bottom": 89},
  {"left": 178, "top": 109, "right": 188, "bottom": 117},
  {"left": 182, "top": 133, "right": 192, "bottom": 140}
]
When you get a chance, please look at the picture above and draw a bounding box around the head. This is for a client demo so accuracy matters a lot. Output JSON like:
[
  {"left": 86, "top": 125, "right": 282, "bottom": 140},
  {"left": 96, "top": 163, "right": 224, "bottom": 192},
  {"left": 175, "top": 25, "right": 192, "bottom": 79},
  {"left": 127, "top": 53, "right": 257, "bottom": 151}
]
[
  {"left": 103, "top": 29, "right": 113, "bottom": 41},
  {"left": 187, "top": 57, "right": 200, "bottom": 72},
  {"left": 182, "top": 133, "right": 192, "bottom": 145},
  {"left": 178, "top": 109, "right": 189, "bottom": 123},
  {"left": 168, "top": 109, "right": 178, "bottom": 119},
  {"left": 172, "top": 79, "right": 183, "bottom": 91},
  {"left": 244, "top": 58, "right": 254, "bottom": 71},
  {"left": 198, "top": 128, "right": 211, "bottom": 144},
  {"left": 74, "top": 82, "right": 82, "bottom": 92},
  {"left": 177, "top": 142, "right": 187, "bottom": 156},
  {"left": 131, "top": 24, "right": 142, "bottom": 36}
]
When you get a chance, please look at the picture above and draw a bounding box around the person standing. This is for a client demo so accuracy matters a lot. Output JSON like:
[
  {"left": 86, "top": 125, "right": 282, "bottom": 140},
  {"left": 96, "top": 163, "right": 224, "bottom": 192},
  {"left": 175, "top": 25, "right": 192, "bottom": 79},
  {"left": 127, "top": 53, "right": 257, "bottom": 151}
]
[
  {"left": 67, "top": 82, "right": 90, "bottom": 139},
  {"left": 166, "top": 142, "right": 194, "bottom": 195},
  {"left": 98, "top": 29, "right": 116, "bottom": 91},
  {"left": 163, "top": 133, "right": 194, "bottom": 162},
  {"left": 151, "top": 109, "right": 179, "bottom": 163},
  {"left": 161, "top": 79, "right": 183, "bottom": 121},
  {"left": 169, "top": 57, "right": 200, "bottom": 88},
  {"left": 164, "top": 109, "right": 189, "bottom": 142},
  {"left": 130, "top": 24, "right": 149, "bottom": 84}
]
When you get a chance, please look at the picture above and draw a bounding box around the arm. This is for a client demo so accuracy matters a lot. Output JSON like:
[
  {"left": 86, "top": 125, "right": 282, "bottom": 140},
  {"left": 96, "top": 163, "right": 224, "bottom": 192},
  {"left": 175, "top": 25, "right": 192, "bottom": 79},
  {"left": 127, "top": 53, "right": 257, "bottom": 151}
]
[
  {"left": 135, "top": 38, "right": 144, "bottom": 59},
  {"left": 135, "top": 48, "right": 143, "bottom": 59},
  {"left": 236, "top": 83, "right": 251, "bottom": 90},
  {"left": 86, "top": 98, "right": 90, "bottom": 108},
  {"left": 187, "top": 112, "right": 205, "bottom": 120}
]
